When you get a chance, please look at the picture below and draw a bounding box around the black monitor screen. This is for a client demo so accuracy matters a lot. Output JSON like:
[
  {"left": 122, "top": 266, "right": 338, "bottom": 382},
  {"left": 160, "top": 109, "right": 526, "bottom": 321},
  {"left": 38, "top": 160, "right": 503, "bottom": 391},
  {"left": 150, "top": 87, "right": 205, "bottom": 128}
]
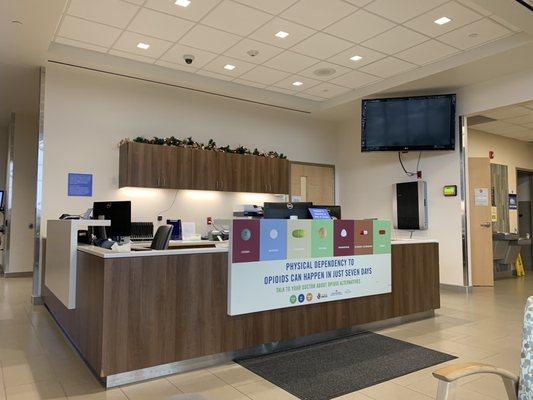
[
  {"left": 0, "top": 190, "right": 4, "bottom": 210},
  {"left": 263, "top": 202, "right": 313, "bottom": 219},
  {"left": 92, "top": 201, "right": 131, "bottom": 239},
  {"left": 362, "top": 94, "right": 456, "bottom": 152}
]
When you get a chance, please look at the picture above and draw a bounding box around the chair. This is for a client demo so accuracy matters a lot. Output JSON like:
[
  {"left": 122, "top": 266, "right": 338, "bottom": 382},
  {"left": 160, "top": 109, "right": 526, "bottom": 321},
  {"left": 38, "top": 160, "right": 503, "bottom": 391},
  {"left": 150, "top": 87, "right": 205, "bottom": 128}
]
[
  {"left": 433, "top": 296, "right": 533, "bottom": 400},
  {"left": 151, "top": 225, "right": 173, "bottom": 250}
]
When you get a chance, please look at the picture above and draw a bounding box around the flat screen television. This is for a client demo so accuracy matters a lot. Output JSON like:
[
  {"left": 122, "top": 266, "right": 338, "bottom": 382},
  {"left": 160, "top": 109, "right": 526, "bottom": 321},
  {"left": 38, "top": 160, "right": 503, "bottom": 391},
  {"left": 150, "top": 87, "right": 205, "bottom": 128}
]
[{"left": 361, "top": 94, "right": 456, "bottom": 152}]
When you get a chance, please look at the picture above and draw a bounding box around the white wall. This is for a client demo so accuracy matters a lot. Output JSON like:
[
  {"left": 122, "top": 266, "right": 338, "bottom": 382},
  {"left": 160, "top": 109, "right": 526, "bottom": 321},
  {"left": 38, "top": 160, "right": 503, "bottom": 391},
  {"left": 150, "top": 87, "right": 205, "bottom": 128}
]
[
  {"left": 335, "top": 104, "right": 464, "bottom": 286},
  {"left": 468, "top": 129, "right": 533, "bottom": 232},
  {"left": 42, "top": 64, "right": 337, "bottom": 236},
  {"left": 0, "top": 126, "right": 7, "bottom": 192},
  {"left": 7, "top": 114, "right": 38, "bottom": 274}
]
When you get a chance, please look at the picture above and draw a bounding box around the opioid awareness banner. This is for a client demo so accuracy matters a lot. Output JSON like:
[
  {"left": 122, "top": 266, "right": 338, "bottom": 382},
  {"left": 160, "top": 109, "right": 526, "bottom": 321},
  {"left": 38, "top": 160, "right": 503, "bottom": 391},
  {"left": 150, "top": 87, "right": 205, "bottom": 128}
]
[{"left": 228, "top": 219, "right": 392, "bottom": 316}]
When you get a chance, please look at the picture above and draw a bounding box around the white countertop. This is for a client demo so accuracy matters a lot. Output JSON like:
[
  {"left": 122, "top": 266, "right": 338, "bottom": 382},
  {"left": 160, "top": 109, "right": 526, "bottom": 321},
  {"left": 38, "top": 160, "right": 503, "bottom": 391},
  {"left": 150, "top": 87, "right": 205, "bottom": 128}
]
[
  {"left": 391, "top": 239, "right": 438, "bottom": 245},
  {"left": 78, "top": 243, "right": 228, "bottom": 259}
]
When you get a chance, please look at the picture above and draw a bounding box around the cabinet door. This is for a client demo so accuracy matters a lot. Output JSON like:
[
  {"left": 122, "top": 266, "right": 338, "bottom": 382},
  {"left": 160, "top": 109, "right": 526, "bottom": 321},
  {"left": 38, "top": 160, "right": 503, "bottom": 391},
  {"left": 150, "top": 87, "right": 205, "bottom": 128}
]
[
  {"left": 218, "top": 152, "right": 244, "bottom": 192},
  {"left": 151, "top": 145, "right": 177, "bottom": 188},
  {"left": 243, "top": 155, "right": 268, "bottom": 193},
  {"left": 269, "top": 158, "right": 290, "bottom": 194},
  {"left": 191, "top": 149, "right": 218, "bottom": 190},
  {"left": 174, "top": 147, "right": 192, "bottom": 189},
  {"left": 120, "top": 142, "right": 154, "bottom": 188}
]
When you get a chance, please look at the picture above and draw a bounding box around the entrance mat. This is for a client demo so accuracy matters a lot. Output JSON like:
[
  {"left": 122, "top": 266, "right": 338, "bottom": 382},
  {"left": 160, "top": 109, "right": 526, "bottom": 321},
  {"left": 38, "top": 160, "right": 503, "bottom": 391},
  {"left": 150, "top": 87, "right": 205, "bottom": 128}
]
[{"left": 236, "top": 331, "right": 456, "bottom": 400}]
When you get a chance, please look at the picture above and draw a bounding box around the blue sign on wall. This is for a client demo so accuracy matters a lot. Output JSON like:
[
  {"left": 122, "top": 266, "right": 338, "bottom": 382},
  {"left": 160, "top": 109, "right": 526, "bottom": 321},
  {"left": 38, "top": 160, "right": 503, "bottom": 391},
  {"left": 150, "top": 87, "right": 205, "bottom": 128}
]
[
  {"left": 68, "top": 173, "right": 93, "bottom": 197},
  {"left": 309, "top": 208, "right": 331, "bottom": 219}
]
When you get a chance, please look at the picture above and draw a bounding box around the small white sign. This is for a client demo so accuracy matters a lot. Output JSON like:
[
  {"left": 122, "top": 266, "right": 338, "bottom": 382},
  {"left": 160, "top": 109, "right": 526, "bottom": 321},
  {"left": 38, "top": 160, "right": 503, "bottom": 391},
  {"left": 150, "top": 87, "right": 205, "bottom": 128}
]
[{"left": 474, "top": 188, "right": 489, "bottom": 206}]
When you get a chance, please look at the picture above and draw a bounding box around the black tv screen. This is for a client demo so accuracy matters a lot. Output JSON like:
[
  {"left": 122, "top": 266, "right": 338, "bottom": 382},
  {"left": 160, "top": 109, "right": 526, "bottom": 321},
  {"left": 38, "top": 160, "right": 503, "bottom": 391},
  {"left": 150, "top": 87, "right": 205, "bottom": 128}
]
[{"left": 361, "top": 94, "right": 456, "bottom": 152}]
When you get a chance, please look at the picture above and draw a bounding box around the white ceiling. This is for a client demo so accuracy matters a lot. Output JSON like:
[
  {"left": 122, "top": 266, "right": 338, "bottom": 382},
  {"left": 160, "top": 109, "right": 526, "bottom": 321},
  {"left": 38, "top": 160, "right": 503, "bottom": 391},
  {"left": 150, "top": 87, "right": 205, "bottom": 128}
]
[
  {"left": 50, "top": 0, "right": 523, "bottom": 103},
  {"left": 470, "top": 100, "right": 533, "bottom": 142}
]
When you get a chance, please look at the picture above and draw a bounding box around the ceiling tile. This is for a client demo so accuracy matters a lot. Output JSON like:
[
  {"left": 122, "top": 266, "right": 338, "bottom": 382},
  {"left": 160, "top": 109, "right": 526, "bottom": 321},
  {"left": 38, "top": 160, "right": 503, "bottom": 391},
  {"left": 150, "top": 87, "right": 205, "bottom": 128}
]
[
  {"left": 396, "top": 40, "right": 459, "bottom": 65},
  {"left": 109, "top": 49, "right": 157, "bottom": 63},
  {"left": 324, "top": 9, "right": 395, "bottom": 43},
  {"left": 455, "top": 0, "right": 492, "bottom": 16},
  {"left": 505, "top": 114, "right": 533, "bottom": 125},
  {"left": 364, "top": 0, "right": 447, "bottom": 23},
  {"left": 294, "top": 92, "right": 327, "bottom": 101},
  {"left": 405, "top": 2, "right": 483, "bottom": 37},
  {"left": 128, "top": 9, "right": 194, "bottom": 42},
  {"left": 197, "top": 69, "right": 234, "bottom": 81},
  {"left": 155, "top": 60, "right": 198, "bottom": 73},
  {"left": 113, "top": 31, "right": 173, "bottom": 58},
  {"left": 362, "top": 26, "right": 428, "bottom": 55},
  {"left": 57, "top": 15, "right": 122, "bottom": 48},
  {"left": 490, "top": 15, "right": 521, "bottom": 32},
  {"left": 54, "top": 36, "right": 108, "bottom": 53},
  {"left": 264, "top": 51, "right": 319, "bottom": 73},
  {"left": 291, "top": 33, "right": 353, "bottom": 59},
  {"left": 202, "top": 1, "right": 272, "bottom": 36},
  {"left": 299, "top": 62, "right": 350, "bottom": 82},
  {"left": 123, "top": 0, "right": 145, "bottom": 5},
  {"left": 327, "top": 45, "right": 386, "bottom": 69},
  {"left": 161, "top": 43, "right": 218, "bottom": 68},
  {"left": 329, "top": 69, "right": 380, "bottom": 88},
  {"left": 233, "top": 0, "right": 298, "bottom": 14},
  {"left": 179, "top": 25, "right": 241, "bottom": 54},
  {"left": 482, "top": 106, "right": 532, "bottom": 120},
  {"left": 438, "top": 18, "right": 511, "bottom": 50},
  {"left": 202, "top": 55, "right": 256, "bottom": 77},
  {"left": 273, "top": 75, "right": 321, "bottom": 91},
  {"left": 238, "top": 66, "right": 290, "bottom": 85},
  {"left": 280, "top": 0, "right": 357, "bottom": 30},
  {"left": 225, "top": 39, "right": 284, "bottom": 64},
  {"left": 233, "top": 78, "right": 267, "bottom": 89},
  {"left": 344, "top": 0, "right": 374, "bottom": 6},
  {"left": 249, "top": 18, "right": 316, "bottom": 49},
  {"left": 523, "top": 101, "right": 533, "bottom": 110},
  {"left": 473, "top": 120, "right": 527, "bottom": 134},
  {"left": 303, "top": 82, "right": 351, "bottom": 98},
  {"left": 267, "top": 86, "right": 296, "bottom": 95},
  {"left": 359, "top": 57, "right": 416, "bottom": 78},
  {"left": 144, "top": 0, "right": 221, "bottom": 22},
  {"left": 524, "top": 123, "right": 533, "bottom": 129},
  {"left": 67, "top": 0, "right": 139, "bottom": 28}
]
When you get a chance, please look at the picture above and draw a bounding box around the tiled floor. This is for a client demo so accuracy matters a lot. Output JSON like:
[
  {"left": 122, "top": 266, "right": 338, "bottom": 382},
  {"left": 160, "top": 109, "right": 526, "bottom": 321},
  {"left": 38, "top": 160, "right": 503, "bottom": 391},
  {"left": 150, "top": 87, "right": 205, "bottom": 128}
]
[{"left": 0, "top": 275, "right": 531, "bottom": 400}]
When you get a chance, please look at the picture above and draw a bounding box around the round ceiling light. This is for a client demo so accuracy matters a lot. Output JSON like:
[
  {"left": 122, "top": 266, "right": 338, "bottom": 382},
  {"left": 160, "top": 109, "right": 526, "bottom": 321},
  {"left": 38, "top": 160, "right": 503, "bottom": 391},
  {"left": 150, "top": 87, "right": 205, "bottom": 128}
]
[
  {"left": 247, "top": 49, "right": 259, "bottom": 58},
  {"left": 314, "top": 67, "right": 336, "bottom": 77}
]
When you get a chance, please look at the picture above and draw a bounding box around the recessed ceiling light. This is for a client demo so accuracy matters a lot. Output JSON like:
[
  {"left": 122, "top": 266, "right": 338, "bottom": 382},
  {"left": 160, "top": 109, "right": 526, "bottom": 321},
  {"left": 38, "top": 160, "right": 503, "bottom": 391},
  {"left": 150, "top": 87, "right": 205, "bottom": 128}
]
[
  {"left": 292, "top": 81, "right": 303, "bottom": 87},
  {"left": 350, "top": 55, "right": 363, "bottom": 61},
  {"left": 137, "top": 42, "right": 150, "bottom": 50},
  {"left": 224, "top": 64, "right": 236, "bottom": 71},
  {"left": 275, "top": 31, "right": 290, "bottom": 39},
  {"left": 434, "top": 16, "right": 451, "bottom": 25},
  {"left": 175, "top": 0, "right": 191, "bottom": 7}
]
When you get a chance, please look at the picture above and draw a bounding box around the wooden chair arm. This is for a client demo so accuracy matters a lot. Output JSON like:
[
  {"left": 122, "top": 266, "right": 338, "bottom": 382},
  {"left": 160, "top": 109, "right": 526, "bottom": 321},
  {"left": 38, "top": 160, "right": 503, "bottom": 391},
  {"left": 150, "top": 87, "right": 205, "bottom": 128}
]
[{"left": 433, "top": 362, "right": 519, "bottom": 383}]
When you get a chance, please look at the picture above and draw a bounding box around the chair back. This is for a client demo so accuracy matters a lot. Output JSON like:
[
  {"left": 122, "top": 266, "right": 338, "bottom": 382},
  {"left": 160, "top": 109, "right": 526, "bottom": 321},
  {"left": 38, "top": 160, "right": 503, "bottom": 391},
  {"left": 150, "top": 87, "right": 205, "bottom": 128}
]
[
  {"left": 519, "top": 296, "right": 533, "bottom": 399},
  {"left": 150, "top": 225, "right": 173, "bottom": 250}
]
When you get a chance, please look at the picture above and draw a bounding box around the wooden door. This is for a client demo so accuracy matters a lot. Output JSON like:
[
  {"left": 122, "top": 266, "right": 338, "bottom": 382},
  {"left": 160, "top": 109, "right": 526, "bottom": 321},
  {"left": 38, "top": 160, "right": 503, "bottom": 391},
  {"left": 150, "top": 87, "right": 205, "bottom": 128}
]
[
  {"left": 468, "top": 157, "right": 494, "bottom": 286},
  {"left": 119, "top": 142, "right": 154, "bottom": 188},
  {"left": 191, "top": 149, "right": 218, "bottom": 191},
  {"left": 291, "top": 162, "right": 335, "bottom": 204}
]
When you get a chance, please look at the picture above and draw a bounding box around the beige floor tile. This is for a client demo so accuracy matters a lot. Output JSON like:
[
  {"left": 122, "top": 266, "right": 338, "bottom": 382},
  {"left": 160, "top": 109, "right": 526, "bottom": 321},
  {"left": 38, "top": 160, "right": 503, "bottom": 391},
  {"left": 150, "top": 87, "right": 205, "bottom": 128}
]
[
  {"left": 121, "top": 379, "right": 182, "bottom": 400},
  {"left": 5, "top": 380, "right": 65, "bottom": 400},
  {"left": 2, "top": 354, "right": 56, "bottom": 388},
  {"left": 460, "top": 374, "right": 513, "bottom": 400},
  {"left": 236, "top": 380, "right": 297, "bottom": 400},
  {"left": 332, "top": 391, "right": 374, "bottom": 399},
  {"left": 360, "top": 381, "right": 433, "bottom": 399},
  {"left": 406, "top": 374, "right": 502, "bottom": 400},
  {"left": 208, "top": 363, "right": 262, "bottom": 387},
  {"left": 168, "top": 370, "right": 248, "bottom": 399},
  {"left": 63, "top": 382, "right": 127, "bottom": 400}
]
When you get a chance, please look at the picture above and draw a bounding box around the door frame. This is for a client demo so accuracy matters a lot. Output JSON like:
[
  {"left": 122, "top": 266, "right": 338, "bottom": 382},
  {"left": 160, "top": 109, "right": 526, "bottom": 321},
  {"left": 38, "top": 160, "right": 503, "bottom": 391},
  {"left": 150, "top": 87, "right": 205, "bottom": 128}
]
[
  {"left": 289, "top": 161, "right": 336, "bottom": 204},
  {"left": 516, "top": 168, "right": 533, "bottom": 269}
]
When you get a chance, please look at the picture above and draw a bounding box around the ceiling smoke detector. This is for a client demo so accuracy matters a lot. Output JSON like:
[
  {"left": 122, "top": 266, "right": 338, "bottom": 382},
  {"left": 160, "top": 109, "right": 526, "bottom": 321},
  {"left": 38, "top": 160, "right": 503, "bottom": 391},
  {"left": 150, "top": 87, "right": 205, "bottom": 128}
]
[
  {"left": 314, "top": 67, "right": 336, "bottom": 77},
  {"left": 247, "top": 49, "right": 259, "bottom": 58}
]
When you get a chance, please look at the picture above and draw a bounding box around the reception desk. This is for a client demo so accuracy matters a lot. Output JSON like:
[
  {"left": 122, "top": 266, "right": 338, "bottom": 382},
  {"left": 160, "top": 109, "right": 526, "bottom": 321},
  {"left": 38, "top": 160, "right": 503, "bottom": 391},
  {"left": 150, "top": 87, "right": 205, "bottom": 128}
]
[{"left": 42, "top": 238, "right": 439, "bottom": 387}]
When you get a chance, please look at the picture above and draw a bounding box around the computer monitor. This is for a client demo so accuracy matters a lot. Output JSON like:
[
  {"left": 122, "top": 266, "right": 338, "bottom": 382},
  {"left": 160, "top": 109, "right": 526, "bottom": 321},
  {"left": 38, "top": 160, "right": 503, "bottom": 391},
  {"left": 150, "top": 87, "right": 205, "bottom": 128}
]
[
  {"left": 92, "top": 201, "right": 131, "bottom": 240},
  {"left": 0, "top": 190, "right": 4, "bottom": 211},
  {"left": 263, "top": 202, "right": 313, "bottom": 219},
  {"left": 313, "top": 205, "right": 341, "bottom": 219}
]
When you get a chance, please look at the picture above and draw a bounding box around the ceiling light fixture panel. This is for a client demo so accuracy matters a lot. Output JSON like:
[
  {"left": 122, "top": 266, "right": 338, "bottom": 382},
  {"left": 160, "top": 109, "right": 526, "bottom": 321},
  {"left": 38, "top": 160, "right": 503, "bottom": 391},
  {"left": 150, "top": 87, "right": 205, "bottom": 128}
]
[
  {"left": 137, "top": 42, "right": 150, "bottom": 49},
  {"left": 175, "top": 0, "right": 191, "bottom": 7},
  {"left": 350, "top": 55, "right": 363, "bottom": 61},
  {"left": 224, "top": 64, "right": 236, "bottom": 70},
  {"left": 275, "top": 31, "right": 290, "bottom": 38},
  {"left": 292, "top": 81, "right": 303, "bottom": 86},
  {"left": 434, "top": 16, "right": 451, "bottom": 25}
]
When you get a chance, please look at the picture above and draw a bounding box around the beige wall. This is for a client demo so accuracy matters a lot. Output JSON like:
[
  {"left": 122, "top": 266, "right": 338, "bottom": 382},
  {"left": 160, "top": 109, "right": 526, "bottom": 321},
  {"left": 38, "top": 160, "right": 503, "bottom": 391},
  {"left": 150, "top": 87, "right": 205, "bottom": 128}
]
[
  {"left": 0, "top": 126, "right": 7, "bottom": 192},
  {"left": 335, "top": 104, "right": 463, "bottom": 286},
  {"left": 468, "top": 129, "right": 533, "bottom": 232},
  {"left": 42, "top": 64, "right": 338, "bottom": 236}
]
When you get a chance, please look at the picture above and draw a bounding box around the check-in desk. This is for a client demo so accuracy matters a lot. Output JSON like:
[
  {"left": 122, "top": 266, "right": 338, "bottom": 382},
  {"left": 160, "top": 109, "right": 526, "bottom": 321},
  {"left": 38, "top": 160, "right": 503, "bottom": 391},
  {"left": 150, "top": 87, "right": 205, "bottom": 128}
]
[{"left": 42, "top": 219, "right": 440, "bottom": 387}]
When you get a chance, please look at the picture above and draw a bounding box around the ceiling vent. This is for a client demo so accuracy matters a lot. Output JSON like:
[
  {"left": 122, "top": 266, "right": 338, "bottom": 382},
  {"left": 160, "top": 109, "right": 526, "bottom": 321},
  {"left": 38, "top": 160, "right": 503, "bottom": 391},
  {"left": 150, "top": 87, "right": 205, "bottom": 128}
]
[{"left": 314, "top": 67, "right": 336, "bottom": 77}]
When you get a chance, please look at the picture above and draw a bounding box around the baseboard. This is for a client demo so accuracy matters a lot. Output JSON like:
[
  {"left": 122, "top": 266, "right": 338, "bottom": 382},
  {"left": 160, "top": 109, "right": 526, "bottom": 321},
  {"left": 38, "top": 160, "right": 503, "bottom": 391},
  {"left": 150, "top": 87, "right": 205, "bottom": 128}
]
[
  {"left": 440, "top": 283, "right": 473, "bottom": 293},
  {"left": 3, "top": 271, "right": 33, "bottom": 278}
]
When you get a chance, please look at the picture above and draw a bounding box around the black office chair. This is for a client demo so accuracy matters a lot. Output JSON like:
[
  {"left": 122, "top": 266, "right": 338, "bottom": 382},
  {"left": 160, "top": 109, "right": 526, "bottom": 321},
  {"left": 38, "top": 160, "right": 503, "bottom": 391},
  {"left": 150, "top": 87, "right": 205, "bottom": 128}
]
[{"left": 150, "top": 225, "right": 173, "bottom": 250}]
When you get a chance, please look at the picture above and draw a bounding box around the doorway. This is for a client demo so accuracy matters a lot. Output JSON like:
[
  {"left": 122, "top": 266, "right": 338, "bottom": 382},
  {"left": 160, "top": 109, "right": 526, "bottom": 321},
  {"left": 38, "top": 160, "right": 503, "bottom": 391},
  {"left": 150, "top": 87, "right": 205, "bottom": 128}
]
[
  {"left": 290, "top": 162, "right": 335, "bottom": 205},
  {"left": 517, "top": 170, "right": 533, "bottom": 271}
]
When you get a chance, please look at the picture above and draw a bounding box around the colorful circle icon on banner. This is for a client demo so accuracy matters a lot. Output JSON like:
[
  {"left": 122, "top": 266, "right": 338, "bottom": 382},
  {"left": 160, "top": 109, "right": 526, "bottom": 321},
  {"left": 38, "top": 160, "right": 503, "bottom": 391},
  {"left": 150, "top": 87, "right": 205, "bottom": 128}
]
[
  {"left": 241, "top": 229, "right": 251, "bottom": 241},
  {"left": 298, "top": 294, "right": 305, "bottom": 303},
  {"left": 306, "top": 293, "right": 313, "bottom": 302},
  {"left": 341, "top": 228, "right": 348, "bottom": 238},
  {"left": 318, "top": 227, "right": 327, "bottom": 238},
  {"left": 292, "top": 229, "right": 305, "bottom": 238},
  {"left": 290, "top": 295, "right": 297, "bottom": 304},
  {"left": 269, "top": 229, "right": 278, "bottom": 240}
]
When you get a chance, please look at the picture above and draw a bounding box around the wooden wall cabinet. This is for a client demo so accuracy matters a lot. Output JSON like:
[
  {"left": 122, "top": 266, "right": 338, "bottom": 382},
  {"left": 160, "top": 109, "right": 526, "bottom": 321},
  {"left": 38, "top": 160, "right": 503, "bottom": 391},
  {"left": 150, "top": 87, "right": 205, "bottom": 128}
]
[{"left": 119, "top": 142, "right": 289, "bottom": 194}]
